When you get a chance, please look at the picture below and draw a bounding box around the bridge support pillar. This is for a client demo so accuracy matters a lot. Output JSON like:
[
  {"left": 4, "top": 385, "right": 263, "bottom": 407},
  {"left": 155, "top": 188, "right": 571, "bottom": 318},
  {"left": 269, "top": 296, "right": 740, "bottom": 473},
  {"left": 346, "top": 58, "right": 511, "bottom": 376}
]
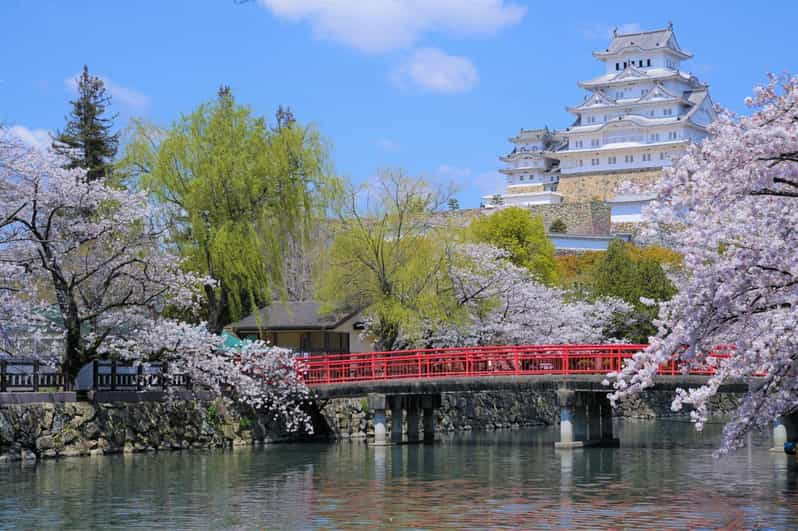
[
  {"left": 406, "top": 397, "right": 420, "bottom": 444},
  {"left": 555, "top": 389, "right": 618, "bottom": 449},
  {"left": 771, "top": 412, "right": 798, "bottom": 453},
  {"left": 389, "top": 395, "right": 403, "bottom": 445},
  {"left": 368, "top": 393, "right": 388, "bottom": 446},
  {"left": 422, "top": 395, "right": 440, "bottom": 444}
]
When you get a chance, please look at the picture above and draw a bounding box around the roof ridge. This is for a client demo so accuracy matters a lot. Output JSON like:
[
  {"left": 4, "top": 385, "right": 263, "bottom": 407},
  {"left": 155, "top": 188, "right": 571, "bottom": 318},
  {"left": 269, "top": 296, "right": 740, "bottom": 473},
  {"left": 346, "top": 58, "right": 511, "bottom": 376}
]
[{"left": 614, "top": 27, "right": 671, "bottom": 38}]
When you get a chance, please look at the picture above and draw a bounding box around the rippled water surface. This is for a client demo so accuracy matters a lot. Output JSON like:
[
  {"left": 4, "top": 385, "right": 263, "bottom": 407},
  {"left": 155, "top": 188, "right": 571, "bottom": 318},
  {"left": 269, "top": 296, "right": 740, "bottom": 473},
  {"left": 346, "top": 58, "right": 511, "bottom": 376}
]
[{"left": 1, "top": 421, "right": 796, "bottom": 529}]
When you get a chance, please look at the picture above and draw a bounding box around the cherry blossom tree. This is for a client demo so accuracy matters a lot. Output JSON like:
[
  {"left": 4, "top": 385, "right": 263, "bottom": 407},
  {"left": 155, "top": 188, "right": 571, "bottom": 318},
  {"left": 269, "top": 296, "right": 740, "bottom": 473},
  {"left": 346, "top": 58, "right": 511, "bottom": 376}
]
[
  {"left": 609, "top": 74, "right": 798, "bottom": 454},
  {"left": 0, "top": 130, "right": 313, "bottom": 431},
  {"left": 407, "top": 244, "right": 629, "bottom": 347}
]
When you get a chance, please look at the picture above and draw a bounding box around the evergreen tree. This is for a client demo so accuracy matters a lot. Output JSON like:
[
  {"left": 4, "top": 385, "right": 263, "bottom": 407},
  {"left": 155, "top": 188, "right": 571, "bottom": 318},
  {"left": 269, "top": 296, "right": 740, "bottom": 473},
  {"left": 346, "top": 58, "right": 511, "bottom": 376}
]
[
  {"left": 53, "top": 65, "right": 119, "bottom": 182},
  {"left": 592, "top": 240, "right": 677, "bottom": 343},
  {"left": 447, "top": 197, "right": 460, "bottom": 211},
  {"left": 549, "top": 218, "right": 567, "bottom": 233}
]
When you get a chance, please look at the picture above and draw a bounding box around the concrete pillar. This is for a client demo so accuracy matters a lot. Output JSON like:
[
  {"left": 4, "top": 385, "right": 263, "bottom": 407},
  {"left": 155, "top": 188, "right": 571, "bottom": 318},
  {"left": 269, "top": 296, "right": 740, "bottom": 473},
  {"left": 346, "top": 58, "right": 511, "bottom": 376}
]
[
  {"left": 771, "top": 417, "right": 787, "bottom": 452},
  {"left": 368, "top": 393, "right": 388, "bottom": 446},
  {"left": 422, "top": 395, "right": 438, "bottom": 444},
  {"left": 587, "top": 394, "right": 602, "bottom": 442},
  {"left": 406, "top": 396, "right": 420, "bottom": 443},
  {"left": 572, "top": 398, "right": 587, "bottom": 443},
  {"left": 389, "top": 395, "right": 403, "bottom": 445},
  {"left": 555, "top": 388, "right": 581, "bottom": 449},
  {"left": 600, "top": 395, "right": 615, "bottom": 441}
]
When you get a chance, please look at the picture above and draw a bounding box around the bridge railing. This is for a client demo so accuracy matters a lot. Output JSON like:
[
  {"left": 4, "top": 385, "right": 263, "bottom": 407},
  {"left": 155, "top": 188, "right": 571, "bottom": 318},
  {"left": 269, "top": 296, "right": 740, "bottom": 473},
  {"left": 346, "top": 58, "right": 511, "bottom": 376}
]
[{"left": 297, "top": 344, "right": 732, "bottom": 386}]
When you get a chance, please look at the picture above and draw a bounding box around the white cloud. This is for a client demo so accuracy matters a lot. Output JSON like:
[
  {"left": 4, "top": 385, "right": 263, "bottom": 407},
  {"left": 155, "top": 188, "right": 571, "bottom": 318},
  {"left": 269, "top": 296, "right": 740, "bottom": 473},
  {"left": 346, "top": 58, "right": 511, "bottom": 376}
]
[
  {"left": 376, "top": 138, "right": 401, "bottom": 152},
  {"left": 393, "top": 48, "right": 479, "bottom": 93},
  {"left": 437, "top": 164, "right": 472, "bottom": 179},
  {"left": 258, "top": 0, "right": 526, "bottom": 53},
  {"left": 579, "top": 22, "right": 642, "bottom": 40},
  {"left": 8, "top": 125, "right": 51, "bottom": 151},
  {"left": 65, "top": 73, "right": 150, "bottom": 111}
]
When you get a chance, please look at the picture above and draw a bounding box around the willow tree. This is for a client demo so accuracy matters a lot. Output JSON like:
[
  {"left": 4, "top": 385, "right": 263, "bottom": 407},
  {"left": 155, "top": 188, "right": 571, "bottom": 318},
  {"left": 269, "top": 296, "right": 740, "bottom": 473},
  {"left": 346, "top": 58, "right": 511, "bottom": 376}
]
[
  {"left": 317, "top": 171, "right": 458, "bottom": 350},
  {"left": 120, "top": 88, "right": 339, "bottom": 332}
]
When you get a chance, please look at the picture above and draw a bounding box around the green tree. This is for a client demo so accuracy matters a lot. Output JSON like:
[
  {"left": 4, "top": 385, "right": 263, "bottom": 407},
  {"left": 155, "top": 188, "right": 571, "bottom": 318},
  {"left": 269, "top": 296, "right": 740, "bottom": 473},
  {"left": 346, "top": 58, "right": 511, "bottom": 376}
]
[
  {"left": 120, "top": 87, "right": 340, "bottom": 332},
  {"left": 447, "top": 197, "right": 460, "bottom": 211},
  {"left": 53, "top": 65, "right": 119, "bottom": 182},
  {"left": 317, "top": 171, "right": 458, "bottom": 350},
  {"left": 549, "top": 218, "right": 567, "bottom": 233},
  {"left": 468, "top": 207, "right": 557, "bottom": 284},
  {"left": 592, "top": 240, "right": 677, "bottom": 343}
]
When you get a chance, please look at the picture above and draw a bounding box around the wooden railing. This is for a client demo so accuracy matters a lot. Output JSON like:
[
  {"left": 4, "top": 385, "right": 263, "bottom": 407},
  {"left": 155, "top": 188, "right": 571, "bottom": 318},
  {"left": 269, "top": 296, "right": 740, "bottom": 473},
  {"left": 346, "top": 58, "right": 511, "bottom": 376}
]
[{"left": 0, "top": 359, "right": 191, "bottom": 392}]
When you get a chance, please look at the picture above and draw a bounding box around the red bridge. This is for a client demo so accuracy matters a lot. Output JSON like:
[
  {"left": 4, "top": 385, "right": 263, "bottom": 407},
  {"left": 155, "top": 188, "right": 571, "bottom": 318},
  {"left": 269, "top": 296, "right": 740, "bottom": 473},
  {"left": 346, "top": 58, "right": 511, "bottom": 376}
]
[
  {"left": 298, "top": 344, "right": 743, "bottom": 448},
  {"left": 299, "top": 343, "right": 727, "bottom": 387}
]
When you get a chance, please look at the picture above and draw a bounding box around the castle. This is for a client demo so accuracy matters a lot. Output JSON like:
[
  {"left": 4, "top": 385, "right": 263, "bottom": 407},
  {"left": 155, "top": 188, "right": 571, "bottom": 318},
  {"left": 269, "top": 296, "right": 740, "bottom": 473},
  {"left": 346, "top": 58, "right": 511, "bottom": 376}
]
[{"left": 485, "top": 24, "right": 715, "bottom": 238}]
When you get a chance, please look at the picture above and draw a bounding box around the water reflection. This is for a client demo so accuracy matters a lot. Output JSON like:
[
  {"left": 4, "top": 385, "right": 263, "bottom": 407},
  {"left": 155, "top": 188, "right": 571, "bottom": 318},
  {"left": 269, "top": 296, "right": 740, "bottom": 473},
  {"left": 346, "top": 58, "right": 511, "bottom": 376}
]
[{"left": 0, "top": 421, "right": 796, "bottom": 529}]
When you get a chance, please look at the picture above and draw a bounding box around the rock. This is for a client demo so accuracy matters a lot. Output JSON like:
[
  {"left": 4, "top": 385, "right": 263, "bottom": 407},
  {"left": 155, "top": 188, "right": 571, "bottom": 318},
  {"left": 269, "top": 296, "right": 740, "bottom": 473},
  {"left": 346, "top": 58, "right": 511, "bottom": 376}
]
[
  {"left": 36, "top": 435, "right": 55, "bottom": 451},
  {"left": 20, "top": 449, "right": 37, "bottom": 462}
]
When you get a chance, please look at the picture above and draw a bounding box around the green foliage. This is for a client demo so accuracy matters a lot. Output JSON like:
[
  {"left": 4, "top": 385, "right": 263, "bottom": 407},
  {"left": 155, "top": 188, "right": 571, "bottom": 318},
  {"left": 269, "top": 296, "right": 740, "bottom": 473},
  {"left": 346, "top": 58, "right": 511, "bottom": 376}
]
[
  {"left": 317, "top": 171, "right": 461, "bottom": 350},
  {"left": 53, "top": 65, "right": 119, "bottom": 183},
  {"left": 238, "top": 417, "right": 253, "bottom": 431},
  {"left": 468, "top": 207, "right": 557, "bottom": 285},
  {"left": 120, "top": 88, "right": 341, "bottom": 332},
  {"left": 549, "top": 218, "right": 567, "bottom": 233},
  {"left": 207, "top": 403, "right": 221, "bottom": 425},
  {"left": 447, "top": 197, "right": 460, "bottom": 211},
  {"left": 591, "top": 240, "right": 678, "bottom": 343}
]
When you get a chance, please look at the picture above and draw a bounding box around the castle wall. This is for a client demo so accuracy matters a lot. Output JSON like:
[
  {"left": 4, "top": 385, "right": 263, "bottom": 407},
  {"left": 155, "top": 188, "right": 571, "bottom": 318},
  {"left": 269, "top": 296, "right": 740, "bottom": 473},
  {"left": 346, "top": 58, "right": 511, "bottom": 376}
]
[{"left": 556, "top": 168, "right": 662, "bottom": 203}]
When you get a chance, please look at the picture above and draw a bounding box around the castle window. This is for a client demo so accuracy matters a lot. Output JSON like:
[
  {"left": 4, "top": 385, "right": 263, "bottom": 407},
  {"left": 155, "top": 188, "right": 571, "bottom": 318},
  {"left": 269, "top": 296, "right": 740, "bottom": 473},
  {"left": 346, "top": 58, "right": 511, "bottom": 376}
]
[
  {"left": 664, "top": 108, "right": 673, "bottom": 116},
  {"left": 577, "top": 160, "right": 583, "bottom": 167},
  {"left": 668, "top": 131, "right": 678, "bottom": 140},
  {"left": 651, "top": 133, "right": 660, "bottom": 142},
  {"left": 642, "top": 153, "right": 652, "bottom": 161},
  {"left": 625, "top": 155, "right": 634, "bottom": 163},
  {"left": 591, "top": 139, "right": 600, "bottom": 147},
  {"left": 616, "top": 62, "right": 620, "bottom": 71},
  {"left": 608, "top": 156, "right": 617, "bottom": 164},
  {"left": 660, "top": 152, "right": 668, "bottom": 160},
  {"left": 638, "top": 60, "right": 644, "bottom": 67},
  {"left": 647, "top": 59, "right": 651, "bottom": 67},
  {"left": 520, "top": 175, "right": 525, "bottom": 181},
  {"left": 591, "top": 158, "right": 599, "bottom": 166},
  {"left": 623, "top": 61, "right": 627, "bottom": 68}
]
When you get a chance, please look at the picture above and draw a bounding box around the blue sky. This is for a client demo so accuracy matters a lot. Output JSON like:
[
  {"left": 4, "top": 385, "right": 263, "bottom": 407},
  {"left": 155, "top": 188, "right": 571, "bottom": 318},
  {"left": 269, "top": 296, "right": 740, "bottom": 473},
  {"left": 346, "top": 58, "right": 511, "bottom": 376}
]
[{"left": 2, "top": 0, "right": 797, "bottom": 207}]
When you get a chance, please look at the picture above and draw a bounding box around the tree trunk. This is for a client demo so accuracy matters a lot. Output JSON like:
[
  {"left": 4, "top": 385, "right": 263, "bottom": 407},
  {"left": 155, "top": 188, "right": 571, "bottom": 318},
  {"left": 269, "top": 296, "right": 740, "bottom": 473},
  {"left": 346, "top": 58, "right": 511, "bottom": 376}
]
[{"left": 205, "top": 284, "right": 229, "bottom": 335}]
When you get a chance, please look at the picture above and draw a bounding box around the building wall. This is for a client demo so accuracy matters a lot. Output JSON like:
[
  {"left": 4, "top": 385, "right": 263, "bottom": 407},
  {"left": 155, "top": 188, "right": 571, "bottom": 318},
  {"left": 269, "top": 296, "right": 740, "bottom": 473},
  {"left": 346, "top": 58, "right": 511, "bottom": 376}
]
[
  {"left": 335, "top": 313, "right": 375, "bottom": 353},
  {"left": 556, "top": 168, "right": 662, "bottom": 202}
]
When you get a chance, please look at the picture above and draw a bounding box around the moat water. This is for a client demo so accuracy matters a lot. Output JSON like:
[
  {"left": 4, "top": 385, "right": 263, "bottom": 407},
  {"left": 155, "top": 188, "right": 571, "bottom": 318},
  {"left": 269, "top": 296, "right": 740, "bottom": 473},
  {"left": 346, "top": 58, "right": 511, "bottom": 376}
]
[{"left": 0, "top": 421, "right": 796, "bottom": 529}]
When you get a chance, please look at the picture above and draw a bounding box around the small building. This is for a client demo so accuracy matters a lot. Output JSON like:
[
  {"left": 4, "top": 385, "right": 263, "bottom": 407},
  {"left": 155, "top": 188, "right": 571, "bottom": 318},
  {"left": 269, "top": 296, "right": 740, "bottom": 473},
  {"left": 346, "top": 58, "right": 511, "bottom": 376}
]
[{"left": 226, "top": 301, "right": 373, "bottom": 355}]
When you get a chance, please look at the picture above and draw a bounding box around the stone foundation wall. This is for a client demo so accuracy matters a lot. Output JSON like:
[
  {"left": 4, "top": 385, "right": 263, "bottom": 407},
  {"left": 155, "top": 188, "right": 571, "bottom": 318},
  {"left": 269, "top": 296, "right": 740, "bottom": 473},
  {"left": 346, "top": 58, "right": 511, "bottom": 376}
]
[
  {"left": 527, "top": 201, "right": 611, "bottom": 235},
  {"left": 0, "top": 398, "right": 289, "bottom": 463},
  {"left": 557, "top": 169, "right": 662, "bottom": 203},
  {"left": 320, "top": 389, "right": 741, "bottom": 439}
]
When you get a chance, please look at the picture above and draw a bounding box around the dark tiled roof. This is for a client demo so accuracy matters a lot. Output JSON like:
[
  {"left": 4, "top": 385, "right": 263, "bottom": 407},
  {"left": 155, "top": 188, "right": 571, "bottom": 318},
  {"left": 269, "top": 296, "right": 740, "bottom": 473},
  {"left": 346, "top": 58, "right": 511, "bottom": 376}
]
[{"left": 228, "top": 301, "right": 358, "bottom": 331}]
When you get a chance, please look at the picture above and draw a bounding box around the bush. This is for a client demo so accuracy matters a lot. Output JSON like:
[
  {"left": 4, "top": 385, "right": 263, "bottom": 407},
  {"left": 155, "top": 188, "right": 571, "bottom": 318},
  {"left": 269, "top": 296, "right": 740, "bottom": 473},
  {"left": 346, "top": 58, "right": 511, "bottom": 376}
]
[{"left": 549, "top": 218, "right": 567, "bottom": 233}]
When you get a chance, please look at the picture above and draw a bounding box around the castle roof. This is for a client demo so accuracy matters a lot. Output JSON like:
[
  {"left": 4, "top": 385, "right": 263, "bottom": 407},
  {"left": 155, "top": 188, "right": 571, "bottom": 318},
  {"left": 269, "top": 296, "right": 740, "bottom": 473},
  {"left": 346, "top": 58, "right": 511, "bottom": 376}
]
[
  {"left": 578, "top": 67, "right": 699, "bottom": 89},
  {"left": 593, "top": 25, "right": 692, "bottom": 60}
]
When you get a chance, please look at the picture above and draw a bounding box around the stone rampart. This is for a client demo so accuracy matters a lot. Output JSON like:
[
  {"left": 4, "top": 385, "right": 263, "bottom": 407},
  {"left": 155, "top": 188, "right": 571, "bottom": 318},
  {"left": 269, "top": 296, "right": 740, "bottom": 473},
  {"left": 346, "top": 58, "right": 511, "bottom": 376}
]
[
  {"left": 557, "top": 168, "right": 662, "bottom": 203},
  {"left": 527, "top": 201, "right": 611, "bottom": 235},
  {"left": 0, "top": 396, "right": 291, "bottom": 462}
]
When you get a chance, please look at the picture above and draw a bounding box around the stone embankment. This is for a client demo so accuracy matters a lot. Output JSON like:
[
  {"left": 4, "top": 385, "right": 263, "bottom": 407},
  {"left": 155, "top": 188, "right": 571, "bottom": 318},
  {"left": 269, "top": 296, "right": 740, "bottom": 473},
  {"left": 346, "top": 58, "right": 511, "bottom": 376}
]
[
  {"left": 0, "top": 398, "right": 285, "bottom": 463},
  {"left": 320, "top": 389, "right": 740, "bottom": 439}
]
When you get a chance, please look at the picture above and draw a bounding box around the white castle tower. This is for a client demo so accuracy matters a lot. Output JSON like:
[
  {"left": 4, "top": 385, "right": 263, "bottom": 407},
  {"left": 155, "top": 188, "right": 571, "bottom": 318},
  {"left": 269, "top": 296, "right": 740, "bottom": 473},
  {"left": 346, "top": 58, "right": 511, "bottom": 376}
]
[{"left": 487, "top": 24, "right": 716, "bottom": 211}]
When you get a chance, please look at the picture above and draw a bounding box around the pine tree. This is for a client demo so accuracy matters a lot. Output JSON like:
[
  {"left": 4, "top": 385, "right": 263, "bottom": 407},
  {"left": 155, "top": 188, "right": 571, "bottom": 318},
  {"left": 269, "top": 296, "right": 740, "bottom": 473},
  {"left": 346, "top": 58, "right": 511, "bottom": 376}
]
[{"left": 53, "top": 65, "right": 119, "bottom": 182}]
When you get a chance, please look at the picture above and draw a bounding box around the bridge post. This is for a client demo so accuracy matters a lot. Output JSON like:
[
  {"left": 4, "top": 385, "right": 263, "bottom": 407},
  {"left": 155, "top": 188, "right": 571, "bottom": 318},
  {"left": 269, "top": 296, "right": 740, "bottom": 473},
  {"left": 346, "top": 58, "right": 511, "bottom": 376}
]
[
  {"left": 556, "top": 389, "right": 618, "bottom": 449},
  {"left": 422, "top": 395, "right": 440, "bottom": 444},
  {"left": 772, "top": 412, "right": 798, "bottom": 453},
  {"left": 368, "top": 393, "right": 388, "bottom": 446},
  {"left": 389, "top": 395, "right": 403, "bottom": 445},
  {"left": 555, "top": 389, "right": 579, "bottom": 448},
  {"left": 406, "top": 396, "right": 420, "bottom": 444},
  {"left": 587, "top": 394, "right": 602, "bottom": 443}
]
